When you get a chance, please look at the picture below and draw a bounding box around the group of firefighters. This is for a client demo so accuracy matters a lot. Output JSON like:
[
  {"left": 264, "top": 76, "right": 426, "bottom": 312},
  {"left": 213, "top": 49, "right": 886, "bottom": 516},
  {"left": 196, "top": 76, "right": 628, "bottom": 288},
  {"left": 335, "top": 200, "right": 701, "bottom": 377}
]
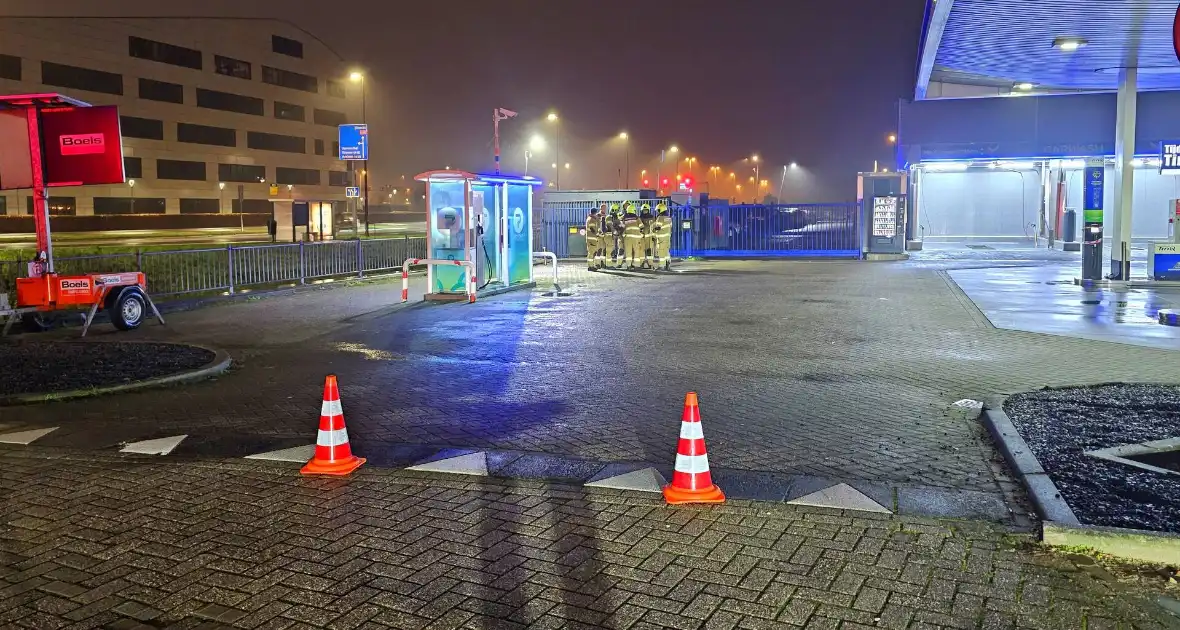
[{"left": 583, "top": 201, "right": 673, "bottom": 271}]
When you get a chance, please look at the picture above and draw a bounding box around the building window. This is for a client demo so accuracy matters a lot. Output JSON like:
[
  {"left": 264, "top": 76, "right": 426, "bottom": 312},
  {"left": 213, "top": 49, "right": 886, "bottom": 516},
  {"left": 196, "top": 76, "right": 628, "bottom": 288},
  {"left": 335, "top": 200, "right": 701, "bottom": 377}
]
[
  {"left": 180, "top": 198, "right": 221, "bottom": 214},
  {"left": 276, "top": 167, "right": 320, "bottom": 186},
  {"left": 313, "top": 108, "right": 347, "bottom": 127},
  {"left": 124, "top": 157, "right": 143, "bottom": 179},
  {"left": 232, "top": 198, "right": 274, "bottom": 214},
  {"left": 93, "top": 197, "right": 165, "bottom": 215},
  {"left": 27, "top": 197, "right": 76, "bottom": 216},
  {"left": 196, "top": 88, "right": 264, "bottom": 116},
  {"left": 327, "top": 80, "right": 346, "bottom": 99},
  {"left": 0, "top": 196, "right": 6, "bottom": 215},
  {"left": 157, "top": 159, "right": 207, "bottom": 181},
  {"left": 261, "top": 66, "right": 317, "bottom": 93},
  {"left": 314, "top": 139, "right": 325, "bottom": 156},
  {"left": 138, "top": 78, "right": 184, "bottom": 104},
  {"left": 128, "top": 36, "right": 202, "bottom": 70},
  {"left": 273, "top": 101, "right": 305, "bottom": 122},
  {"left": 271, "top": 35, "right": 303, "bottom": 58},
  {"left": 247, "top": 131, "right": 304, "bottom": 154},
  {"left": 41, "top": 61, "right": 122, "bottom": 95},
  {"left": 214, "top": 55, "right": 251, "bottom": 80},
  {"left": 0, "top": 54, "right": 20, "bottom": 80},
  {"left": 218, "top": 163, "right": 266, "bottom": 183},
  {"left": 332, "top": 141, "right": 339, "bottom": 158},
  {"left": 177, "top": 123, "right": 236, "bottom": 147},
  {"left": 328, "top": 171, "right": 350, "bottom": 187},
  {"left": 120, "top": 116, "right": 164, "bottom": 140}
]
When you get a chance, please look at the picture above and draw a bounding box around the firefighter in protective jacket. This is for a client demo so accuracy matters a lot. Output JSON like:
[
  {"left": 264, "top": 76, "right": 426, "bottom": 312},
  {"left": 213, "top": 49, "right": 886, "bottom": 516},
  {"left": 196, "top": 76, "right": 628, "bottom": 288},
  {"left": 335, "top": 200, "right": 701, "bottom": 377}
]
[
  {"left": 622, "top": 203, "right": 643, "bottom": 269},
  {"left": 608, "top": 204, "right": 624, "bottom": 267},
  {"left": 585, "top": 205, "right": 604, "bottom": 270},
  {"left": 652, "top": 201, "right": 673, "bottom": 270},
  {"left": 639, "top": 204, "right": 655, "bottom": 269}
]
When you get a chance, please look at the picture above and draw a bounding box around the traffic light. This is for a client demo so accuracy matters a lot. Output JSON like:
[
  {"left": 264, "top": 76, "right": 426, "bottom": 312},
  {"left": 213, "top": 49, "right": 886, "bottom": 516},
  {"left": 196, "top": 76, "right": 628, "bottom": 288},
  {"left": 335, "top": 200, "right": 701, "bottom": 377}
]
[
  {"left": 661, "top": 177, "right": 669, "bottom": 187},
  {"left": 642, "top": 178, "right": 650, "bottom": 187},
  {"left": 684, "top": 176, "right": 694, "bottom": 188}
]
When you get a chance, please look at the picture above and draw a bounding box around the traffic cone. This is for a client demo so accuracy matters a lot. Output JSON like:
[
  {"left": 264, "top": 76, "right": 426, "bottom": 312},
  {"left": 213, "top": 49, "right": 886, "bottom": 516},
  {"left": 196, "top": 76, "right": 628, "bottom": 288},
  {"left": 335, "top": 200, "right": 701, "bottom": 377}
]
[
  {"left": 300, "top": 375, "right": 366, "bottom": 476},
  {"left": 663, "top": 392, "right": 725, "bottom": 505}
]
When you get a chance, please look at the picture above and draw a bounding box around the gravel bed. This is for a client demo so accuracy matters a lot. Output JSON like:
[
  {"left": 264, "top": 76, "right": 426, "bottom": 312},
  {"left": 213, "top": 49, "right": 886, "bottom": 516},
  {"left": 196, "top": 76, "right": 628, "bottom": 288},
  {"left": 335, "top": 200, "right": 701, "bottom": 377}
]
[
  {"left": 1005, "top": 384, "right": 1180, "bottom": 534},
  {"left": 0, "top": 341, "right": 215, "bottom": 398}
]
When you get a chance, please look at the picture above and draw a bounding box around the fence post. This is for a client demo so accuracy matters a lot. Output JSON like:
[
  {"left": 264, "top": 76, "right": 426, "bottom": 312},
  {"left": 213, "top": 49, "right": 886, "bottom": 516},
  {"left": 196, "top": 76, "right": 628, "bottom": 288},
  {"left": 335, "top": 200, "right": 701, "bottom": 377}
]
[
  {"left": 299, "top": 241, "right": 306, "bottom": 285},
  {"left": 226, "top": 244, "right": 235, "bottom": 295},
  {"left": 135, "top": 248, "right": 143, "bottom": 272},
  {"left": 356, "top": 239, "right": 364, "bottom": 278}
]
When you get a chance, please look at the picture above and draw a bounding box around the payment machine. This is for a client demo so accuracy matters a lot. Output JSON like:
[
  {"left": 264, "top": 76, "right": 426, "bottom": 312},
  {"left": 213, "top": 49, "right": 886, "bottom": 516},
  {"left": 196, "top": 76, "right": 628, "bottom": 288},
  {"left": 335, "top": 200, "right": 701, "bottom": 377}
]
[{"left": 415, "top": 170, "right": 542, "bottom": 299}]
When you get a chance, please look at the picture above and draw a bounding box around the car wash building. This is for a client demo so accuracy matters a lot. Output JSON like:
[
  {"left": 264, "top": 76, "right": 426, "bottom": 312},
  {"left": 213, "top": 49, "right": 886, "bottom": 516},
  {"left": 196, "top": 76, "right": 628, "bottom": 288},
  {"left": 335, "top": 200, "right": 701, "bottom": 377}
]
[{"left": 899, "top": 0, "right": 1180, "bottom": 278}]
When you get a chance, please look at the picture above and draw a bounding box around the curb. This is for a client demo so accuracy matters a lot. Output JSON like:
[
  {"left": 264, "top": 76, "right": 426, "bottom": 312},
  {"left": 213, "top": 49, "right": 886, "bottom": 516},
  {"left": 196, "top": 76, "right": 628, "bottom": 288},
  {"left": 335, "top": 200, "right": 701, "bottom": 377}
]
[
  {"left": 1042, "top": 522, "right": 1180, "bottom": 565},
  {"left": 982, "top": 398, "right": 1180, "bottom": 563},
  {"left": 0, "top": 343, "right": 232, "bottom": 406}
]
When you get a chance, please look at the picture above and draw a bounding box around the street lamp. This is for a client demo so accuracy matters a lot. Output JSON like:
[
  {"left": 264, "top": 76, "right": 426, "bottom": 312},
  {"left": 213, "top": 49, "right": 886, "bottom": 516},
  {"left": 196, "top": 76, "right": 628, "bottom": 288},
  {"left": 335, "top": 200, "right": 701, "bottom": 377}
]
[
  {"left": 547, "top": 112, "right": 561, "bottom": 189},
  {"left": 525, "top": 134, "right": 545, "bottom": 175},
  {"left": 350, "top": 70, "right": 369, "bottom": 236},
  {"left": 887, "top": 133, "right": 897, "bottom": 144},
  {"left": 618, "top": 131, "right": 631, "bottom": 187}
]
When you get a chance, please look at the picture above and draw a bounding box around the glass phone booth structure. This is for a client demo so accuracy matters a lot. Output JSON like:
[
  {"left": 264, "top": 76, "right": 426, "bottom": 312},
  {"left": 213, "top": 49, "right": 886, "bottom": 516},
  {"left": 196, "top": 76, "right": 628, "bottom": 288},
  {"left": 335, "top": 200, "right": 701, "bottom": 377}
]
[{"left": 415, "top": 170, "right": 542, "bottom": 300}]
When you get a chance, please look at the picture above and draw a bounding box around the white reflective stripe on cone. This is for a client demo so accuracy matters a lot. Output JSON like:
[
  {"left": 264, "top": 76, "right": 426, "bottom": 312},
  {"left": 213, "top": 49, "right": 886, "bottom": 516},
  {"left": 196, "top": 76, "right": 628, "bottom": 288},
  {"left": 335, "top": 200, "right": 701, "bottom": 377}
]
[
  {"left": 678, "top": 421, "right": 704, "bottom": 440},
  {"left": 321, "top": 398, "right": 343, "bottom": 417},
  {"left": 316, "top": 428, "right": 349, "bottom": 447},
  {"left": 674, "top": 453, "right": 710, "bottom": 474}
]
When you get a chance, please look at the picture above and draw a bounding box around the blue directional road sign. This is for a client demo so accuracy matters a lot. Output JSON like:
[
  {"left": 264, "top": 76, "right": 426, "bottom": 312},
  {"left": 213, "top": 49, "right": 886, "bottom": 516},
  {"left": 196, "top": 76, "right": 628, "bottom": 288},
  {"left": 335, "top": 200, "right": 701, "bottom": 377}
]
[
  {"left": 338, "top": 124, "right": 368, "bottom": 161},
  {"left": 345, "top": 186, "right": 361, "bottom": 198}
]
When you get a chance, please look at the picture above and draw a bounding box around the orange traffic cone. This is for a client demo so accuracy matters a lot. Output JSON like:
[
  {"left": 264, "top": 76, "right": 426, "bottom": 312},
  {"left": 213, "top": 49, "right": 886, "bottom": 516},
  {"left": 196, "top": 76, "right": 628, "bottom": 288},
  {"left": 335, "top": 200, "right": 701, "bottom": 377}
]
[
  {"left": 663, "top": 392, "right": 725, "bottom": 505},
  {"left": 300, "top": 375, "right": 366, "bottom": 476}
]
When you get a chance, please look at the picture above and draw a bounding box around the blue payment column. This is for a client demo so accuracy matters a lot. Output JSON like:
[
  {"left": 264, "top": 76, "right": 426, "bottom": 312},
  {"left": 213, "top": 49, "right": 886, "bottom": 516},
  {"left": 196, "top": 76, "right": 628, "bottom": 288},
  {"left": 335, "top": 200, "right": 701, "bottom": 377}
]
[{"left": 1081, "top": 159, "right": 1104, "bottom": 281}]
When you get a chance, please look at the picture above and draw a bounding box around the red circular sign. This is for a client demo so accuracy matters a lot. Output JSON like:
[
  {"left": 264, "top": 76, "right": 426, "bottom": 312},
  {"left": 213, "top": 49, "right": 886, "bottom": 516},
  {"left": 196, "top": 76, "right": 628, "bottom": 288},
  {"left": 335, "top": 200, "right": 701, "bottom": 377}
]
[{"left": 1174, "top": 6, "right": 1180, "bottom": 62}]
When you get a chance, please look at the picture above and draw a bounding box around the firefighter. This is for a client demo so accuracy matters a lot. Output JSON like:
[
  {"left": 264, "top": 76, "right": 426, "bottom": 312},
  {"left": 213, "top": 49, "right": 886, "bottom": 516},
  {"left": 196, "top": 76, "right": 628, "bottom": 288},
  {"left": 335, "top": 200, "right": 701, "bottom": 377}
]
[
  {"left": 585, "top": 205, "right": 604, "bottom": 270},
  {"left": 652, "top": 201, "right": 672, "bottom": 270},
  {"left": 622, "top": 203, "right": 643, "bottom": 269},
  {"left": 608, "top": 203, "right": 624, "bottom": 268},
  {"left": 639, "top": 203, "right": 655, "bottom": 269}
]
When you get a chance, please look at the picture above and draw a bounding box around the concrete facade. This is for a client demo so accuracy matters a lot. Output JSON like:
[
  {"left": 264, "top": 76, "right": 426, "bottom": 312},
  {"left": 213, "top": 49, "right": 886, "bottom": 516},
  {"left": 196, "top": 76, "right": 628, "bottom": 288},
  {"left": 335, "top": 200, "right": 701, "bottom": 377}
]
[{"left": 0, "top": 17, "right": 360, "bottom": 219}]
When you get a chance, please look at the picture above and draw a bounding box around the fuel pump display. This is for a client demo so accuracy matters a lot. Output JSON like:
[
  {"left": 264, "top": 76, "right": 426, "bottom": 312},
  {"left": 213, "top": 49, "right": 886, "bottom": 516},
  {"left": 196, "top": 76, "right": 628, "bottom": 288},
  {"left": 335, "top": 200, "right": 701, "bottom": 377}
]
[{"left": 1081, "top": 161, "right": 1104, "bottom": 281}]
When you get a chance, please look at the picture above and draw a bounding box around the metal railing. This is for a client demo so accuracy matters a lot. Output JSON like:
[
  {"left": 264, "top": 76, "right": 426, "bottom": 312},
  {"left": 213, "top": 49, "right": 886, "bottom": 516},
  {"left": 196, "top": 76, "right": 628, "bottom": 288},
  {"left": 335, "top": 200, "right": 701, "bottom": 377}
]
[{"left": 1, "top": 237, "right": 427, "bottom": 303}]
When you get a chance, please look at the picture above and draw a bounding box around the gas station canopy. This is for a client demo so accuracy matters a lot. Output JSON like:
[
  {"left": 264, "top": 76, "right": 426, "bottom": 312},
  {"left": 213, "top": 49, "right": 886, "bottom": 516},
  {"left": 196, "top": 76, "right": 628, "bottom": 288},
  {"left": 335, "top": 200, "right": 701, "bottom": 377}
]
[{"left": 916, "top": 0, "right": 1180, "bottom": 98}]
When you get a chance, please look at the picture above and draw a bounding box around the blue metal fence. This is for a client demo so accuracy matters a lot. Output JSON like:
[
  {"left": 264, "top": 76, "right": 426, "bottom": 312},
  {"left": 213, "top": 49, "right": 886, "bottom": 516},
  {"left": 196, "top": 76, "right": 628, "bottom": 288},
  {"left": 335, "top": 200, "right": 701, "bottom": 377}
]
[
  {"left": 538, "top": 201, "right": 862, "bottom": 259},
  {"left": 671, "top": 203, "right": 861, "bottom": 258}
]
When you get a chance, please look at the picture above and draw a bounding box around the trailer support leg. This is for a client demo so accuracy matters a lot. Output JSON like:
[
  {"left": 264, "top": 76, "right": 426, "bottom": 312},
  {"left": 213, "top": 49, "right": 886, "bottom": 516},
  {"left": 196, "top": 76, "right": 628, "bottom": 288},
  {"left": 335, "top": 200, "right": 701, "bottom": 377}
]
[
  {"left": 80, "top": 301, "right": 100, "bottom": 338},
  {"left": 145, "top": 292, "right": 165, "bottom": 326}
]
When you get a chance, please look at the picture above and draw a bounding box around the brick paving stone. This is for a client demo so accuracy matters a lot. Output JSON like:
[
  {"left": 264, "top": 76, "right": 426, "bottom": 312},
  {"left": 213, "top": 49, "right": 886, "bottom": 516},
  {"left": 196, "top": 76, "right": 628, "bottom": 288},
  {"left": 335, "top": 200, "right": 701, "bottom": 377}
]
[
  {"left": 1, "top": 448, "right": 1178, "bottom": 630},
  {"left": 8, "top": 259, "right": 1180, "bottom": 509}
]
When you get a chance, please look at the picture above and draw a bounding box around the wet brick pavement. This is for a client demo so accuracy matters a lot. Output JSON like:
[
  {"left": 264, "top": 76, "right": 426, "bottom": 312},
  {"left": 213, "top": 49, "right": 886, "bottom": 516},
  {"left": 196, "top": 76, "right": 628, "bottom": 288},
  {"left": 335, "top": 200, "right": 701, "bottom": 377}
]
[
  {"left": 7, "top": 259, "right": 1180, "bottom": 502},
  {"left": 0, "top": 449, "right": 1176, "bottom": 630}
]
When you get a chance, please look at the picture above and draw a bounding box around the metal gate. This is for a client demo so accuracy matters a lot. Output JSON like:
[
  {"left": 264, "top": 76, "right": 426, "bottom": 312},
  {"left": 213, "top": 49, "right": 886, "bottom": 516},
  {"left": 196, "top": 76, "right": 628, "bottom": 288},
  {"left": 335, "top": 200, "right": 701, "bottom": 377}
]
[
  {"left": 670, "top": 203, "right": 861, "bottom": 258},
  {"left": 538, "top": 201, "right": 861, "bottom": 259}
]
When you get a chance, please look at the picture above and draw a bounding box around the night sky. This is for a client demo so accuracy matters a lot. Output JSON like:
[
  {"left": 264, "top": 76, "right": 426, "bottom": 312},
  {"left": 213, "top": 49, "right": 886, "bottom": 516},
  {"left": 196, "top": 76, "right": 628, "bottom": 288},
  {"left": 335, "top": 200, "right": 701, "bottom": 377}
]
[{"left": 4, "top": 0, "right": 927, "bottom": 201}]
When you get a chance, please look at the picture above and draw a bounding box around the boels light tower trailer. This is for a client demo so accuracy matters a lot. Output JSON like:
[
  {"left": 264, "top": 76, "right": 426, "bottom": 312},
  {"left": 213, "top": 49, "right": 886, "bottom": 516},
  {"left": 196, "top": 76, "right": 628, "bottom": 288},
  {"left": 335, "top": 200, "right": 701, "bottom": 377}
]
[{"left": 0, "top": 93, "right": 163, "bottom": 335}]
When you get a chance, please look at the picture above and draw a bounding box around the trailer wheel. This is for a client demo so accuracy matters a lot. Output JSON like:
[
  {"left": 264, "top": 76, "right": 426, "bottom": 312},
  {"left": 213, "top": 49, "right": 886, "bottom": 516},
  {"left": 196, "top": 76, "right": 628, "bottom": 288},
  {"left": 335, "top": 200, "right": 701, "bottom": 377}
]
[
  {"left": 109, "top": 287, "right": 146, "bottom": 331},
  {"left": 20, "top": 312, "right": 52, "bottom": 333}
]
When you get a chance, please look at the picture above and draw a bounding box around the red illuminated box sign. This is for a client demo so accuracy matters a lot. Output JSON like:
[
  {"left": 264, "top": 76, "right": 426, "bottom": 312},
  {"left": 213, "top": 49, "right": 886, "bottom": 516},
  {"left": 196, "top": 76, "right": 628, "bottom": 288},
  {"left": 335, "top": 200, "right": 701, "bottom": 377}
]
[{"left": 40, "top": 105, "right": 125, "bottom": 186}]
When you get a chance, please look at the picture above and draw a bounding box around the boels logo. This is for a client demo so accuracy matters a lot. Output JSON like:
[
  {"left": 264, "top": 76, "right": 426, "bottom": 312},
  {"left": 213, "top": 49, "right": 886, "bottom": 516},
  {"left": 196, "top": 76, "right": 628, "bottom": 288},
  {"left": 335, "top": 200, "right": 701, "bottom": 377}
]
[
  {"left": 59, "top": 133, "right": 105, "bottom": 156},
  {"left": 59, "top": 278, "right": 91, "bottom": 292}
]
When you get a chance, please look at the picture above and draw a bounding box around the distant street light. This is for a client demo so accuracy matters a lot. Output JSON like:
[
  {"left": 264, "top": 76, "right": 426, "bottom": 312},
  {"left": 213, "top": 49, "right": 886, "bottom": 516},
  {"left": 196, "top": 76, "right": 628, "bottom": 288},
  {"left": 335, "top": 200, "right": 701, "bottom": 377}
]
[
  {"left": 350, "top": 70, "right": 369, "bottom": 235},
  {"left": 887, "top": 134, "right": 897, "bottom": 144},
  {"left": 547, "top": 112, "right": 562, "bottom": 189},
  {"left": 618, "top": 131, "right": 631, "bottom": 187}
]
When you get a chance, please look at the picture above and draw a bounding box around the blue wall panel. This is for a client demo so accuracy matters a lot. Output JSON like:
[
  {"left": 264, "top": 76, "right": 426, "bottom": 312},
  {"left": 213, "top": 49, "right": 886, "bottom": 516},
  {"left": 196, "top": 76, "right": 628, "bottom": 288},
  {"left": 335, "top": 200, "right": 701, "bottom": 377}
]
[{"left": 900, "top": 91, "right": 1180, "bottom": 163}]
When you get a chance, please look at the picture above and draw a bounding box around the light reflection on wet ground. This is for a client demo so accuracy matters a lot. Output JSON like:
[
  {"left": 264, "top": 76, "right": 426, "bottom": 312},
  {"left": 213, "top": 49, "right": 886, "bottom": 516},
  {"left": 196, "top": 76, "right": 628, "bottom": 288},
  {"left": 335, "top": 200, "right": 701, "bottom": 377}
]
[{"left": 949, "top": 264, "right": 1180, "bottom": 350}]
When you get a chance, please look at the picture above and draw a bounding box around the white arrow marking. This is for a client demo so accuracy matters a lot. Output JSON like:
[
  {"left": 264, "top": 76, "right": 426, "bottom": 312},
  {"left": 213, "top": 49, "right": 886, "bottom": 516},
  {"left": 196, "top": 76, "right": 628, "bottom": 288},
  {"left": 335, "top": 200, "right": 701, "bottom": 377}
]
[
  {"left": 0, "top": 427, "right": 58, "bottom": 445},
  {"left": 788, "top": 483, "right": 891, "bottom": 514},
  {"left": 406, "top": 452, "right": 488, "bottom": 476},
  {"left": 245, "top": 445, "right": 316, "bottom": 463},
  {"left": 120, "top": 435, "right": 187, "bottom": 456}
]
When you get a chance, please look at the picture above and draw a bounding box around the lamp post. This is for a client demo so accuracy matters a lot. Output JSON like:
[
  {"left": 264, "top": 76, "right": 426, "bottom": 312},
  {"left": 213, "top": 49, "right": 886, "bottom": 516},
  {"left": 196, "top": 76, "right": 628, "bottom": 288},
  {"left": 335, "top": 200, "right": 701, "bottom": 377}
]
[
  {"left": 350, "top": 71, "right": 369, "bottom": 236},
  {"left": 127, "top": 179, "right": 135, "bottom": 214},
  {"left": 547, "top": 112, "right": 561, "bottom": 189},
  {"left": 618, "top": 132, "right": 630, "bottom": 188},
  {"left": 526, "top": 134, "right": 545, "bottom": 176}
]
